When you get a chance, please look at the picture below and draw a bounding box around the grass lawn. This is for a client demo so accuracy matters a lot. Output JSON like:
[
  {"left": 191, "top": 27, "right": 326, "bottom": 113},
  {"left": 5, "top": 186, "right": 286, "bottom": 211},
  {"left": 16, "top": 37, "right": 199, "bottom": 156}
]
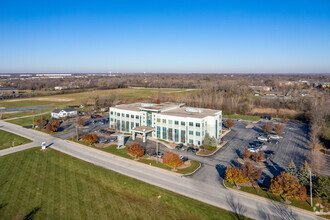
[
  {"left": 0, "top": 129, "right": 32, "bottom": 150},
  {"left": 6, "top": 113, "right": 51, "bottom": 127},
  {"left": 223, "top": 114, "right": 260, "bottom": 121},
  {"left": 0, "top": 88, "right": 194, "bottom": 109},
  {"left": 0, "top": 148, "right": 247, "bottom": 220},
  {"left": 1, "top": 108, "right": 53, "bottom": 120},
  {"left": 224, "top": 180, "right": 313, "bottom": 212}
]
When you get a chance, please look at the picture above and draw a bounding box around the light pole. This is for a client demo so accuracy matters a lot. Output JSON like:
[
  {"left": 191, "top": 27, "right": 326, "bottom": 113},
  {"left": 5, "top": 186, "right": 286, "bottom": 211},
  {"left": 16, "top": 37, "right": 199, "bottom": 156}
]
[
  {"left": 156, "top": 141, "right": 158, "bottom": 164},
  {"left": 309, "top": 169, "right": 313, "bottom": 207}
]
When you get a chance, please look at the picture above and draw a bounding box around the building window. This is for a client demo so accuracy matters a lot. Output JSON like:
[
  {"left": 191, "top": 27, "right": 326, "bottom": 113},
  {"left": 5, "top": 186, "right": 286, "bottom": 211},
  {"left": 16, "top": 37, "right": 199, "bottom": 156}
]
[
  {"left": 196, "top": 123, "right": 200, "bottom": 127},
  {"left": 197, "top": 141, "right": 200, "bottom": 145},
  {"left": 189, "top": 130, "right": 193, "bottom": 135},
  {"left": 117, "top": 113, "right": 120, "bottom": 116},
  {"left": 116, "top": 121, "right": 120, "bottom": 129},
  {"left": 202, "top": 131, "right": 204, "bottom": 136},
  {"left": 131, "top": 115, "right": 134, "bottom": 118},
  {"left": 189, "top": 122, "right": 193, "bottom": 127},
  {"left": 169, "top": 120, "right": 172, "bottom": 125},
  {"left": 136, "top": 115, "right": 139, "bottom": 119},
  {"left": 162, "top": 127, "right": 167, "bottom": 139},
  {"left": 110, "top": 111, "right": 113, "bottom": 115},
  {"left": 162, "top": 119, "right": 166, "bottom": 123},
  {"left": 196, "top": 132, "right": 200, "bottom": 136},
  {"left": 126, "top": 114, "right": 129, "bottom": 118},
  {"left": 136, "top": 123, "right": 139, "bottom": 127},
  {"left": 157, "top": 118, "right": 160, "bottom": 122},
  {"left": 157, "top": 126, "right": 161, "bottom": 138},
  {"left": 111, "top": 118, "right": 113, "bottom": 121},
  {"left": 121, "top": 113, "right": 124, "bottom": 117},
  {"left": 168, "top": 128, "right": 173, "bottom": 141},
  {"left": 181, "top": 121, "right": 185, "bottom": 126},
  {"left": 189, "top": 139, "right": 193, "bottom": 144},
  {"left": 131, "top": 122, "right": 134, "bottom": 129},
  {"left": 174, "top": 121, "right": 179, "bottom": 125},
  {"left": 121, "top": 120, "right": 125, "bottom": 131},
  {"left": 181, "top": 130, "right": 186, "bottom": 143},
  {"left": 126, "top": 121, "right": 129, "bottom": 132},
  {"left": 175, "top": 129, "right": 179, "bottom": 142}
]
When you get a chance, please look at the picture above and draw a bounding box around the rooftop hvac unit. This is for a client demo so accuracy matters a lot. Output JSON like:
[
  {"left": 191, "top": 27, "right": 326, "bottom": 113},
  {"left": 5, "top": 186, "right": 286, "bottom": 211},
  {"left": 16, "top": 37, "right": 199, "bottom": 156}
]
[
  {"left": 141, "top": 103, "right": 155, "bottom": 107},
  {"left": 185, "top": 107, "right": 203, "bottom": 113}
]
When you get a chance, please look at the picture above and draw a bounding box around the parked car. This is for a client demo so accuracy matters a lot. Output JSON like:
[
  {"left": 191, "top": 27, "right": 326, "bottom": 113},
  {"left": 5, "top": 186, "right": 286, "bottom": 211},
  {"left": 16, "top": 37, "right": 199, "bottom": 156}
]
[
  {"left": 263, "top": 150, "right": 274, "bottom": 155},
  {"left": 257, "top": 136, "right": 268, "bottom": 141},
  {"left": 109, "top": 137, "right": 117, "bottom": 142},
  {"left": 157, "top": 152, "right": 164, "bottom": 158},
  {"left": 182, "top": 156, "right": 189, "bottom": 162},
  {"left": 192, "top": 148, "right": 199, "bottom": 153},
  {"left": 175, "top": 144, "right": 183, "bottom": 150},
  {"left": 268, "top": 139, "right": 279, "bottom": 144},
  {"left": 257, "top": 175, "right": 265, "bottom": 184},
  {"left": 94, "top": 114, "right": 102, "bottom": 118},
  {"left": 187, "top": 147, "right": 194, "bottom": 152},
  {"left": 179, "top": 155, "right": 184, "bottom": 159},
  {"left": 248, "top": 147, "right": 259, "bottom": 153},
  {"left": 269, "top": 135, "right": 280, "bottom": 140},
  {"left": 237, "top": 118, "right": 242, "bottom": 121}
]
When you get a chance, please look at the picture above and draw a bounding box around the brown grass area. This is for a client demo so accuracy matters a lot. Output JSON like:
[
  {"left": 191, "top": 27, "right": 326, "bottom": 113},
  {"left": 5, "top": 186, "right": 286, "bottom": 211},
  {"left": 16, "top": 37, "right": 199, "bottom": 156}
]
[
  {"left": 3, "top": 97, "right": 74, "bottom": 102},
  {"left": 250, "top": 108, "right": 299, "bottom": 117}
]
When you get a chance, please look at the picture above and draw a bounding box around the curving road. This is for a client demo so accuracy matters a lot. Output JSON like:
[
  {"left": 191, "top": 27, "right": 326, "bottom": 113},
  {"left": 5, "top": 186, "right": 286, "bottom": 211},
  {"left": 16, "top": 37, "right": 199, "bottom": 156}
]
[{"left": 0, "top": 121, "right": 321, "bottom": 220}]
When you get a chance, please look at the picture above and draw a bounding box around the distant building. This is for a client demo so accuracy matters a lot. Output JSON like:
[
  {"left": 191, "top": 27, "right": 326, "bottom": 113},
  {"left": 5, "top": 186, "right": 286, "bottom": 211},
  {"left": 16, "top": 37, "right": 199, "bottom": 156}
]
[
  {"left": 249, "top": 86, "right": 271, "bottom": 92},
  {"left": 265, "top": 91, "right": 284, "bottom": 97},
  {"left": 0, "top": 87, "right": 19, "bottom": 96},
  {"left": 54, "top": 86, "right": 68, "bottom": 90},
  {"left": 51, "top": 108, "right": 77, "bottom": 119},
  {"left": 109, "top": 102, "right": 222, "bottom": 146}
]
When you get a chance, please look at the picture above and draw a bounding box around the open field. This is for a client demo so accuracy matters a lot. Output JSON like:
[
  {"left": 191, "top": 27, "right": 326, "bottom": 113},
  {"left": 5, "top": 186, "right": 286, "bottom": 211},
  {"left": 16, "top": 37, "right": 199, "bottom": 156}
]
[
  {"left": 0, "top": 129, "right": 32, "bottom": 150},
  {"left": 6, "top": 113, "right": 51, "bottom": 127},
  {"left": 0, "top": 88, "right": 195, "bottom": 109},
  {"left": 0, "top": 147, "right": 245, "bottom": 220},
  {"left": 223, "top": 114, "right": 260, "bottom": 121},
  {"left": 1, "top": 108, "right": 53, "bottom": 120}
]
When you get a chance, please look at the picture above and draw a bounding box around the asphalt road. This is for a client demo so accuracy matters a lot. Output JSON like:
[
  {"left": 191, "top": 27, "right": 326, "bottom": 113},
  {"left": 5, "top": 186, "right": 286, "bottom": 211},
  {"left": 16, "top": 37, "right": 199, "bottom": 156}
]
[{"left": 0, "top": 120, "right": 320, "bottom": 220}]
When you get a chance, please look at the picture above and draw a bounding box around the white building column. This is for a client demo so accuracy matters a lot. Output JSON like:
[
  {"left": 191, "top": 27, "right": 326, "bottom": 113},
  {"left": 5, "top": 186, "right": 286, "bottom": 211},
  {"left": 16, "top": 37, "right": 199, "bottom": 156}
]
[
  {"left": 132, "top": 131, "right": 136, "bottom": 140},
  {"left": 143, "top": 133, "right": 146, "bottom": 142}
]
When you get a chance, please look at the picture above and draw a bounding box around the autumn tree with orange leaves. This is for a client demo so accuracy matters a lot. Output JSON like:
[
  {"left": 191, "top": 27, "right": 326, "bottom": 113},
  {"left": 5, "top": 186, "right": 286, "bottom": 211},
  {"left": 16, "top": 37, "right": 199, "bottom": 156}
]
[
  {"left": 35, "top": 117, "right": 47, "bottom": 128},
  {"left": 274, "top": 123, "right": 284, "bottom": 134},
  {"left": 224, "top": 119, "right": 234, "bottom": 128},
  {"left": 163, "top": 152, "right": 183, "bottom": 170},
  {"left": 81, "top": 133, "right": 98, "bottom": 144},
  {"left": 241, "top": 162, "right": 262, "bottom": 185},
  {"left": 270, "top": 171, "right": 306, "bottom": 201},
  {"left": 225, "top": 167, "right": 249, "bottom": 187},
  {"left": 126, "top": 143, "right": 144, "bottom": 159}
]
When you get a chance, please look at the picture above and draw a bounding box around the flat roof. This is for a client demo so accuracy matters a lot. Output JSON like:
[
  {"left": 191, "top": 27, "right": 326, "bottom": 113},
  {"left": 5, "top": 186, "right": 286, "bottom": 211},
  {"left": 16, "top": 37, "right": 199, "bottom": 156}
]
[
  {"left": 159, "top": 107, "right": 221, "bottom": 119},
  {"left": 112, "top": 102, "right": 184, "bottom": 112},
  {"left": 132, "top": 126, "right": 154, "bottom": 133}
]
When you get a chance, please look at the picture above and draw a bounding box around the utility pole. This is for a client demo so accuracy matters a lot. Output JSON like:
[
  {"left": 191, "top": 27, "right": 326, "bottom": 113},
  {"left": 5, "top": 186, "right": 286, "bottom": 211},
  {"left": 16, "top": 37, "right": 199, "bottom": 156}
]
[
  {"left": 310, "top": 169, "right": 313, "bottom": 207},
  {"left": 76, "top": 118, "right": 79, "bottom": 141},
  {"left": 156, "top": 141, "right": 158, "bottom": 164}
]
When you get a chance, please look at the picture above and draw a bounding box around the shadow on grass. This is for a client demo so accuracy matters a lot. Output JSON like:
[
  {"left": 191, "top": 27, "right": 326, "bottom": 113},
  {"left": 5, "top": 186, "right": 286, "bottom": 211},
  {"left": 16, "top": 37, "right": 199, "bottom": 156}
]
[
  {"left": 24, "top": 206, "right": 41, "bottom": 220},
  {"left": 0, "top": 202, "right": 8, "bottom": 210}
]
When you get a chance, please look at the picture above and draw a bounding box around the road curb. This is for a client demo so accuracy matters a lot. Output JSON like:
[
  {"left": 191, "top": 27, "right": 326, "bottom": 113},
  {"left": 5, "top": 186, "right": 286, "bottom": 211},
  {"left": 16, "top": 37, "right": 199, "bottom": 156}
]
[
  {"left": 223, "top": 180, "right": 324, "bottom": 219},
  {"left": 196, "top": 141, "right": 227, "bottom": 157},
  {"left": 182, "top": 161, "right": 202, "bottom": 176}
]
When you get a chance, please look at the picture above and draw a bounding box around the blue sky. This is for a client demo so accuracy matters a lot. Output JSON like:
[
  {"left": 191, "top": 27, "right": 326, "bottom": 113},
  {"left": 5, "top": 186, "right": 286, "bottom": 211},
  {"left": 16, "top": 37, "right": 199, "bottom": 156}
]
[{"left": 0, "top": 0, "right": 329, "bottom": 73}]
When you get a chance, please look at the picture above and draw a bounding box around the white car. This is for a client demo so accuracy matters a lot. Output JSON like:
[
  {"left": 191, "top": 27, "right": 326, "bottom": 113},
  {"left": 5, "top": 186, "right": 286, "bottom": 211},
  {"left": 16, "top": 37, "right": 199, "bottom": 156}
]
[
  {"left": 257, "top": 175, "right": 265, "bottom": 184},
  {"left": 257, "top": 136, "right": 268, "bottom": 141},
  {"left": 248, "top": 147, "right": 259, "bottom": 153},
  {"left": 269, "top": 135, "right": 280, "bottom": 140}
]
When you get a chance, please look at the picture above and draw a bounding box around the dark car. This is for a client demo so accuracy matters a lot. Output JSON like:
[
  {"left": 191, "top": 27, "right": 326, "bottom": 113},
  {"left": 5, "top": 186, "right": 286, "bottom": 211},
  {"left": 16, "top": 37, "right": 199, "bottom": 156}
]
[
  {"left": 268, "top": 139, "right": 279, "bottom": 144},
  {"left": 187, "top": 147, "right": 193, "bottom": 152},
  {"left": 182, "top": 157, "right": 189, "bottom": 162},
  {"left": 192, "top": 148, "right": 199, "bottom": 153},
  {"left": 176, "top": 143, "right": 183, "bottom": 150},
  {"left": 264, "top": 150, "right": 274, "bottom": 155}
]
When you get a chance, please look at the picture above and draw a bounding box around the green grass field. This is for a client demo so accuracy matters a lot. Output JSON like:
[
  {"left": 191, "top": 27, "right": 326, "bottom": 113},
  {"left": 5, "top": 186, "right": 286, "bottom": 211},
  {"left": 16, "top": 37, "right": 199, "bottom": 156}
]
[
  {"left": 0, "top": 148, "right": 246, "bottom": 220},
  {"left": 1, "top": 108, "right": 53, "bottom": 120},
  {"left": 6, "top": 113, "right": 51, "bottom": 127},
  {"left": 0, "top": 88, "right": 193, "bottom": 109},
  {"left": 0, "top": 130, "right": 32, "bottom": 150},
  {"left": 223, "top": 114, "right": 260, "bottom": 121}
]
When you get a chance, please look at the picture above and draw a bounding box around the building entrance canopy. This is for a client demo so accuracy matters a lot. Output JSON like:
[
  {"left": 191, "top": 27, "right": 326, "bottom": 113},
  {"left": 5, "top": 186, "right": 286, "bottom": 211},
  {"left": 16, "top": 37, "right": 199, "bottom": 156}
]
[{"left": 131, "top": 126, "right": 155, "bottom": 142}]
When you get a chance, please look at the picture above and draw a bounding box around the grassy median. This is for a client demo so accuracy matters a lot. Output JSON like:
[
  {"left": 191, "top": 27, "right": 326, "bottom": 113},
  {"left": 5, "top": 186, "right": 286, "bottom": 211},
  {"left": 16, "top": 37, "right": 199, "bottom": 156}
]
[
  {"left": 0, "top": 129, "right": 32, "bottom": 150},
  {"left": 0, "top": 148, "right": 247, "bottom": 220}
]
